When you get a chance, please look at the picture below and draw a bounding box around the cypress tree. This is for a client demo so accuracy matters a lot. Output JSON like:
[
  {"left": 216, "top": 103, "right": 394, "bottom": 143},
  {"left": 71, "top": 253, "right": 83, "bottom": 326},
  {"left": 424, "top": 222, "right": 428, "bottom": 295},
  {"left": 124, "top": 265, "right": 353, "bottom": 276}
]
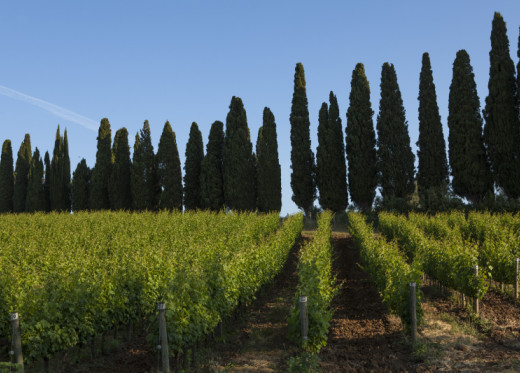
[
  {"left": 156, "top": 121, "right": 183, "bottom": 210},
  {"left": 256, "top": 108, "right": 282, "bottom": 212},
  {"left": 109, "top": 127, "right": 132, "bottom": 210},
  {"left": 376, "top": 63, "right": 415, "bottom": 202},
  {"left": 25, "top": 148, "right": 45, "bottom": 212},
  {"left": 13, "top": 134, "right": 32, "bottom": 212},
  {"left": 184, "top": 122, "right": 204, "bottom": 210},
  {"left": 0, "top": 140, "right": 14, "bottom": 213},
  {"left": 316, "top": 92, "right": 348, "bottom": 212},
  {"left": 448, "top": 50, "right": 493, "bottom": 204},
  {"left": 483, "top": 12, "right": 520, "bottom": 198},
  {"left": 200, "top": 120, "right": 225, "bottom": 211},
  {"left": 223, "top": 97, "right": 257, "bottom": 211},
  {"left": 63, "top": 129, "right": 71, "bottom": 211},
  {"left": 43, "top": 151, "right": 51, "bottom": 212},
  {"left": 50, "top": 126, "right": 71, "bottom": 212},
  {"left": 90, "top": 118, "right": 112, "bottom": 210},
  {"left": 72, "top": 159, "right": 90, "bottom": 211},
  {"left": 290, "top": 63, "right": 316, "bottom": 215},
  {"left": 131, "top": 121, "right": 159, "bottom": 210},
  {"left": 417, "top": 53, "right": 449, "bottom": 208},
  {"left": 346, "top": 63, "right": 378, "bottom": 211}
]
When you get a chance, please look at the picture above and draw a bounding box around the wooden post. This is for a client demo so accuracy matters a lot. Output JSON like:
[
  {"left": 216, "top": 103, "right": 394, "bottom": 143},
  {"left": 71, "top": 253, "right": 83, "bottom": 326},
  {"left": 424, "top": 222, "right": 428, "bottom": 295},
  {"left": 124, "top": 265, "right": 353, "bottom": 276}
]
[
  {"left": 515, "top": 258, "right": 519, "bottom": 301},
  {"left": 409, "top": 283, "right": 417, "bottom": 344},
  {"left": 10, "top": 312, "right": 24, "bottom": 372},
  {"left": 473, "top": 266, "right": 479, "bottom": 315},
  {"left": 157, "top": 302, "right": 170, "bottom": 373},
  {"left": 299, "top": 296, "right": 308, "bottom": 342}
]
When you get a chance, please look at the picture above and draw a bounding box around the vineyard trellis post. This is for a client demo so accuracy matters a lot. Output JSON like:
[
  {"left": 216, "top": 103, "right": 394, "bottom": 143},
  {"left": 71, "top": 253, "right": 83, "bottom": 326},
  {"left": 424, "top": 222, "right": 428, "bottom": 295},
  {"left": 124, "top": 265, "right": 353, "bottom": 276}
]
[
  {"left": 515, "top": 258, "right": 519, "bottom": 301},
  {"left": 299, "top": 296, "right": 308, "bottom": 342},
  {"left": 10, "top": 312, "right": 24, "bottom": 372},
  {"left": 473, "top": 266, "right": 479, "bottom": 314},
  {"left": 409, "top": 283, "right": 417, "bottom": 344},
  {"left": 157, "top": 302, "right": 170, "bottom": 373}
]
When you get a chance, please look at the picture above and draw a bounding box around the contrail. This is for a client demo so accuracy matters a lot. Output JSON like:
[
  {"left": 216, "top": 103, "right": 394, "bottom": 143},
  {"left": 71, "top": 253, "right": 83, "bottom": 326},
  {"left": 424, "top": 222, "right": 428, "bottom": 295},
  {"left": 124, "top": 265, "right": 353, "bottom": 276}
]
[{"left": 0, "top": 85, "right": 98, "bottom": 131}]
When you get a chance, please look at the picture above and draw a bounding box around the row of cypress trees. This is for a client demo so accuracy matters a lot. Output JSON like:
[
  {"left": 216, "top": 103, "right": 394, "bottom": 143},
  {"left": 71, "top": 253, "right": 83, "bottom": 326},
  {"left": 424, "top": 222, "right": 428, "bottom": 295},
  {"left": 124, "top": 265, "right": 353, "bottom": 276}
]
[
  {"left": 290, "top": 12, "right": 520, "bottom": 213},
  {"left": 0, "top": 99, "right": 283, "bottom": 213}
]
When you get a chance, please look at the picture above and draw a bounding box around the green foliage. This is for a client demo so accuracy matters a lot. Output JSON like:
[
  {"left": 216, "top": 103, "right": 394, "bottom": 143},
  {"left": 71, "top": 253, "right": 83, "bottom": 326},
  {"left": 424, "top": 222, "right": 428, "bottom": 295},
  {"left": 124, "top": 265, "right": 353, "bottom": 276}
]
[
  {"left": 348, "top": 212, "right": 423, "bottom": 329},
  {"left": 50, "top": 127, "right": 71, "bottom": 212},
  {"left": 0, "top": 211, "right": 302, "bottom": 361},
  {"left": 25, "top": 148, "right": 45, "bottom": 212},
  {"left": 157, "top": 121, "right": 183, "bottom": 210},
  {"left": 90, "top": 118, "right": 112, "bottom": 210},
  {"left": 289, "top": 210, "right": 335, "bottom": 352},
  {"left": 43, "top": 151, "right": 51, "bottom": 212},
  {"left": 132, "top": 121, "right": 160, "bottom": 210},
  {"left": 290, "top": 63, "right": 316, "bottom": 215},
  {"left": 376, "top": 63, "right": 415, "bottom": 202},
  {"left": 256, "top": 108, "right": 282, "bottom": 212},
  {"left": 184, "top": 122, "right": 204, "bottom": 210},
  {"left": 483, "top": 12, "right": 520, "bottom": 198},
  {"left": 346, "top": 63, "right": 377, "bottom": 211},
  {"left": 448, "top": 50, "right": 493, "bottom": 204},
  {"left": 72, "top": 159, "right": 90, "bottom": 211},
  {"left": 316, "top": 92, "right": 347, "bottom": 213},
  {"left": 286, "top": 351, "right": 320, "bottom": 373},
  {"left": 223, "top": 97, "right": 257, "bottom": 211},
  {"left": 417, "top": 53, "right": 449, "bottom": 209},
  {"left": 13, "top": 134, "right": 32, "bottom": 212},
  {"left": 0, "top": 139, "right": 14, "bottom": 213},
  {"left": 200, "top": 120, "right": 225, "bottom": 211},
  {"left": 109, "top": 127, "right": 132, "bottom": 210}
]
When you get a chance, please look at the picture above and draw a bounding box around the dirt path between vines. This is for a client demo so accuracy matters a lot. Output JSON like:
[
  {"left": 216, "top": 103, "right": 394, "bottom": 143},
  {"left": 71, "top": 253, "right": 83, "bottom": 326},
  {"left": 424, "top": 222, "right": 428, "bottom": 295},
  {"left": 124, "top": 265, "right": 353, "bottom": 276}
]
[{"left": 319, "top": 232, "right": 417, "bottom": 372}]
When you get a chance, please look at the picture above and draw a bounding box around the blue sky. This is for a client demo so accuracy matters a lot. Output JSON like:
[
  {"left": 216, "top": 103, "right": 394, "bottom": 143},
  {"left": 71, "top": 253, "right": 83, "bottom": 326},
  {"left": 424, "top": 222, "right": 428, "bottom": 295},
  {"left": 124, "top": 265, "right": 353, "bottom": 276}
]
[{"left": 0, "top": 1, "right": 519, "bottom": 215}]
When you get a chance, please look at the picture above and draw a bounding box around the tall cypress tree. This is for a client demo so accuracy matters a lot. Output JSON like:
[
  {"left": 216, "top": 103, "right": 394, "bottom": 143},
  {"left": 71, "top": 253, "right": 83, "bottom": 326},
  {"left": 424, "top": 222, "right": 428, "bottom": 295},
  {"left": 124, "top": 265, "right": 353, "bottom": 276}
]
[
  {"left": 90, "top": 118, "right": 112, "bottom": 210},
  {"left": 483, "top": 12, "right": 520, "bottom": 199},
  {"left": 290, "top": 63, "right": 316, "bottom": 215},
  {"left": 200, "top": 120, "right": 225, "bottom": 211},
  {"left": 417, "top": 53, "right": 449, "bottom": 208},
  {"left": 72, "top": 159, "right": 91, "bottom": 211},
  {"left": 13, "top": 134, "right": 32, "bottom": 212},
  {"left": 50, "top": 126, "right": 70, "bottom": 212},
  {"left": 448, "top": 50, "right": 493, "bottom": 204},
  {"left": 43, "top": 151, "right": 51, "bottom": 212},
  {"left": 109, "top": 127, "right": 132, "bottom": 210},
  {"left": 0, "top": 140, "right": 14, "bottom": 213},
  {"left": 25, "top": 148, "right": 45, "bottom": 212},
  {"left": 316, "top": 92, "right": 347, "bottom": 212},
  {"left": 256, "top": 108, "right": 282, "bottom": 212},
  {"left": 346, "top": 63, "right": 377, "bottom": 211},
  {"left": 63, "top": 129, "right": 71, "bottom": 211},
  {"left": 223, "top": 97, "right": 257, "bottom": 211},
  {"left": 184, "top": 122, "right": 204, "bottom": 210},
  {"left": 131, "top": 121, "right": 159, "bottom": 211},
  {"left": 157, "top": 121, "right": 183, "bottom": 210},
  {"left": 376, "top": 63, "right": 415, "bottom": 202}
]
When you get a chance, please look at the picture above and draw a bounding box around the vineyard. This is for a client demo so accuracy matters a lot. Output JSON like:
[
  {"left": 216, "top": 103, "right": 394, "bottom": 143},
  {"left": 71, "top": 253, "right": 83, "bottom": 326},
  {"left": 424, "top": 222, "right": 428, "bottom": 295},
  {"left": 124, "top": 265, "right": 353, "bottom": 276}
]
[{"left": 1, "top": 210, "right": 520, "bottom": 372}]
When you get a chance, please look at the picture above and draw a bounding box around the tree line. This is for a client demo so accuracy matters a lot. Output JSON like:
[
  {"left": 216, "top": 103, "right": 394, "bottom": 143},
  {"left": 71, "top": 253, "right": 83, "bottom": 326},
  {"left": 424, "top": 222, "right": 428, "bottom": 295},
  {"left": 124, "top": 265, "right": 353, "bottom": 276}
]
[{"left": 0, "top": 12, "right": 518, "bottom": 215}]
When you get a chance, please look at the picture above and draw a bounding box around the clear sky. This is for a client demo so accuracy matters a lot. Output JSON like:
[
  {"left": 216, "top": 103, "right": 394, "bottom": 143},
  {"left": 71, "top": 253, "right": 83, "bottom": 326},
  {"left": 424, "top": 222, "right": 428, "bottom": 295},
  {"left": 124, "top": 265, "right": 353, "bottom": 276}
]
[{"left": 1, "top": 1, "right": 519, "bottom": 215}]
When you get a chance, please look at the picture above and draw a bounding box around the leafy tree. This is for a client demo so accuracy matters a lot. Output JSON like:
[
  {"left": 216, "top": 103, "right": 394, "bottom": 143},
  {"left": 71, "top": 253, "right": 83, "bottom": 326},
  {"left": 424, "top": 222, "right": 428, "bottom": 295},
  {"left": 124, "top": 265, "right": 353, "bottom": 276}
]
[
  {"left": 43, "top": 151, "right": 51, "bottom": 212},
  {"left": 316, "top": 92, "right": 347, "bottom": 212},
  {"left": 376, "top": 63, "right": 415, "bottom": 202},
  {"left": 223, "top": 97, "right": 257, "bottom": 211},
  {"left": 50, "top": 126, "right": 71, "bottom": 212},
  {"left": 345, "top": 63, "right": 377, "bottom": 211},
  {"left": 109, "top": 127, "right": 132, "bottom": 210},
  {"left": 256, "top": 108, "right": 282, "bottom": 212},
  {"left": 184, "top": 122, "right": 204, "bottom": 210},
  {"left": 90, "top": 118, "right": 112, "bottom": 209},
  {"left": 156, "top": 121, "right": 183, "bottom": 210},
  {"left": 200, "top": 120, "right": 225, "bottom": 211},
  {"left": 131, "top": 121, "right": 159, "bottom": 210},
  {"left": 448, "top": 50, "right": 493, "bottom": 204},
  {"left": 25, "top": 148, "right": 45, "bottom": 212},
  {"left": 483, "top": 12, "right": 520, "bottom": 198},
  {"left": 0, "top": 140, "right": 14, "bottom": 213},
  {"left": 13, "top": 134, "right": 32, "bottom": 212},
  {"left": 72, "top": 159, "right": 91, "bottom": 211},
  {"left": 290, "top": 63, "right": 316, "bottom": 215},
  {"left": 417, "top": 52, "right": 449, "bottom": 208}
]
